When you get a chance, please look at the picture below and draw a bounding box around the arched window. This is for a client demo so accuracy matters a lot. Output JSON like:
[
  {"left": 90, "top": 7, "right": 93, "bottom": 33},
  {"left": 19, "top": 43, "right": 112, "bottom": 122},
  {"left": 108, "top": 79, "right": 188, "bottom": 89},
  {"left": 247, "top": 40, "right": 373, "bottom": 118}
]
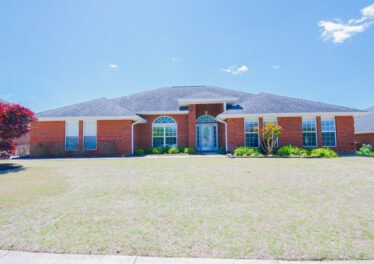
[
  {"left": 152, "top": 116, "right": 177, "bottom": 148},
  {"left": 196, "top": 115, "right": 216, "bottom": 123}
]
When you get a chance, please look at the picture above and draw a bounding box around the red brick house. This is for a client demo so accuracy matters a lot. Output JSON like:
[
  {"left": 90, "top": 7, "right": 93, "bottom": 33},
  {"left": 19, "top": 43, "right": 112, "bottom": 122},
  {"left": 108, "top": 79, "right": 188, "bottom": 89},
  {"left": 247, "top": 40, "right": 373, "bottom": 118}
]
[
  {"left": 355, "top": 106, "right": 374, "bottom": 149},
  {"left": 30, "top": 86, "right": 366, "bottom": 157}
]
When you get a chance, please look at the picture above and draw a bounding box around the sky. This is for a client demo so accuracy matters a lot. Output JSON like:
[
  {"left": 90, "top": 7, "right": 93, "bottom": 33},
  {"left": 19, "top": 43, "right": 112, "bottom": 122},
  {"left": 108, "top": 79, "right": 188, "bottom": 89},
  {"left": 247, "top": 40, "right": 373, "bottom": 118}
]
[{"left": 0, "top": 0, "right": 373, "bottom": 113}]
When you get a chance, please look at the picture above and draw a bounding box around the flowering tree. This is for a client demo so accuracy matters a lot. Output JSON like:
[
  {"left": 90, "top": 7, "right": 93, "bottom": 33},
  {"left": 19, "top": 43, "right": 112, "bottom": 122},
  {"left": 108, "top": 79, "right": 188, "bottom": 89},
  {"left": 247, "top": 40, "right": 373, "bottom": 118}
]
[
  {"left": 257, "top": 122, "right": 282, "bottom": 155},
  {"left": 0, "top": 103, "right": 36, "bottom": 159}
]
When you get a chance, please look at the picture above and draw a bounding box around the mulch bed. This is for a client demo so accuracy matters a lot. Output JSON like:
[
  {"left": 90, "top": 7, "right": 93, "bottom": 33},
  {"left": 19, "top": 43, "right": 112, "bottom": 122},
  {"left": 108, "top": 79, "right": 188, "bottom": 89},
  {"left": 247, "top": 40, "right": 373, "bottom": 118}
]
[
  {"left": 0, "top": 163, "right": 23, "bottom": 172},
  {"left": 228, "top": 154, "right": 321, "bottom": 159}
]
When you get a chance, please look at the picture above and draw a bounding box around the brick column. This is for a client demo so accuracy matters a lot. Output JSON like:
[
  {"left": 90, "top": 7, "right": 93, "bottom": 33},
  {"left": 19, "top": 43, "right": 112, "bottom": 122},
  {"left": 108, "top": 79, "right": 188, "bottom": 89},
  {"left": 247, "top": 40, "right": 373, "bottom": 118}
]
[
  {"left": 79, "top": 120, "right": 84, "bottom": 147},
  {"left": 258, "top": 117, "right": 264, "bottom": 142},
  {"left": 227, "top": 118, "right": 245, "bottom": 151},
  {"left": 188, "top": 104, "right": 196, "bottom": 148},
  {"left": 316, "top": 116, "right": 322, "bottom": 148}
]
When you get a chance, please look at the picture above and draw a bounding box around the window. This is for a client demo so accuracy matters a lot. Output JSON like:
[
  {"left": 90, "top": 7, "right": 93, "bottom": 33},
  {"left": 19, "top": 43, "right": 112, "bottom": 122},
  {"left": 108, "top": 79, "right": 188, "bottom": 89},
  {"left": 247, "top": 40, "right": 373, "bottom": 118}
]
[
  {"left": 263, "top": 117, "right": 278, "bottom": 147},
  {"left": 83, "top": 121, "right": 97, "bottom": 150},
  {"left": 179, "top": 106, "right": 188, "bottom": 111},
  {"left": 302, "top": 117, "right": 317, "bottom": 147},
  {"left": 245, "top": 118, "right": 259, "bottom": 148},
  {"left": 152, "top": 116, "right": 177, "bottom": 148},
  {"left": 196, "top": 115, "right": 216, "bottom": 122},
  {"left": 321, "top": 117, "right": 336, "bottom": 147},
  {"left": 65, "top": 121, "right": 79, "bottom": 151}
]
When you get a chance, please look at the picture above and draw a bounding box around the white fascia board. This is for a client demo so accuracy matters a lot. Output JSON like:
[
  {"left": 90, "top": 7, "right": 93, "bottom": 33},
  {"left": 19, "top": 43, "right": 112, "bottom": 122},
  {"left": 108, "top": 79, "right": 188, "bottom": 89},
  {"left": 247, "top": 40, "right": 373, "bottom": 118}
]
[
  {"left": 137, "top": 111, "right": 188, "bottom": 115},
  {"left": 217, "top": 112, "right": 368, "bottom": 120},
  {"left": 177, "top": 98, "right": 238, "bottom": 106},
  {"left": 37, "top": 115, "right": 146, "bottom": 122},
  {"left": 355, "top": 131, "right": 374, "bottom": 135}
]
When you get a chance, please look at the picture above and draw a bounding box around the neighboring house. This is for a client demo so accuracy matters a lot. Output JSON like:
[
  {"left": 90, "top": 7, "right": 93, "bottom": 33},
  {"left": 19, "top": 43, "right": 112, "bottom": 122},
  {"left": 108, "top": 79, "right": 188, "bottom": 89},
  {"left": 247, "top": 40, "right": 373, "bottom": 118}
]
[
  {"left": 30, "top": 86, "right": 366, "bottom": 157},
  {"left": 355, "top": 106, "right": 374, "bottom": 149}
]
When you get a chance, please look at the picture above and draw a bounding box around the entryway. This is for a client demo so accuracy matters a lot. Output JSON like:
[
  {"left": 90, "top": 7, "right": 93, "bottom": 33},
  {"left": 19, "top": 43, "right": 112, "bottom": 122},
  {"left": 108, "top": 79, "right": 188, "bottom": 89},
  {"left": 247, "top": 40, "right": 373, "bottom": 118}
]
[{"left": 196, "top": 123, "right": 218, "bottom": 151}]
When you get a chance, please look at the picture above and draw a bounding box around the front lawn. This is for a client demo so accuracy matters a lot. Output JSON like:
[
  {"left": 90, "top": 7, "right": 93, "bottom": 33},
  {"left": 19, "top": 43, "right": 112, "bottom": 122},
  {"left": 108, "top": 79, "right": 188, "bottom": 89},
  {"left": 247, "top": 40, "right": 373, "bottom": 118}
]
[{"left": 0, "top": 157, "right": 373, "bottom": 260}]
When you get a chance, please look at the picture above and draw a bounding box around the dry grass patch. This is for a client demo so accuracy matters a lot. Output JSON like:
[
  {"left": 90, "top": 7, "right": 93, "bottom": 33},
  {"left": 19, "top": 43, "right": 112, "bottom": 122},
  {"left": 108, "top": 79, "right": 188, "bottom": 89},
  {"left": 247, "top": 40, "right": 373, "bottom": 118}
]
[{"left": 0, "top": 157, "right": 373, "bottom": 260}]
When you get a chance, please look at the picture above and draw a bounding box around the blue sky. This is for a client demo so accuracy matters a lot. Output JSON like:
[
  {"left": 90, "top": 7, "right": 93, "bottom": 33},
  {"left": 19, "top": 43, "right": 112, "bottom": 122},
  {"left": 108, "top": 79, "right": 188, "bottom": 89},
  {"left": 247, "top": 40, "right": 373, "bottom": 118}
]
[{"left": 1, "top": 0, "right": 373, "bottom": 112}]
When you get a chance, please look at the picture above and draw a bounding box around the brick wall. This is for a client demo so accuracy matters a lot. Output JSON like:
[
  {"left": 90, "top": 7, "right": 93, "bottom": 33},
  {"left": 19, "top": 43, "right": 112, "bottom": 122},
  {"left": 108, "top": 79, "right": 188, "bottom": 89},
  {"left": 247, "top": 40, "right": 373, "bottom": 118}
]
[
  {"left": 226, "top": 116, "right": 356, "bottom": 153},
  {"left": 30, "top": 121, "right": 66, "bottom": 157},
  {"left": 134, "top": 114, "right": 189, "bottom": 150},
  {"left": 30, "top": 120, "right": 134, "bottom": 157},
  {"left": 334, "top": 116, "right": 355, "bottom": 153},
  {"left": 355, "top": 132, "right": 374, "bottom": 150},
  {"left": 227, "top": 118, "right": 245, "bottom": 151},
  {"left": 97, "top": 120, "right": 132, "bottom": 156},
  {"left": 278, "top": 117, "right": 303, "bottom": 147}
]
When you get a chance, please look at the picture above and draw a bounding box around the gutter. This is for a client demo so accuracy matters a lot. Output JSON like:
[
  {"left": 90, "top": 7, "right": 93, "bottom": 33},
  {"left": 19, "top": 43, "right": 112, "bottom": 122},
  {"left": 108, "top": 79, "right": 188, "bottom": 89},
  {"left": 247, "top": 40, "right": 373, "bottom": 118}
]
[{"left": 131, "top": 116, "right": 147, "bottom": 155}]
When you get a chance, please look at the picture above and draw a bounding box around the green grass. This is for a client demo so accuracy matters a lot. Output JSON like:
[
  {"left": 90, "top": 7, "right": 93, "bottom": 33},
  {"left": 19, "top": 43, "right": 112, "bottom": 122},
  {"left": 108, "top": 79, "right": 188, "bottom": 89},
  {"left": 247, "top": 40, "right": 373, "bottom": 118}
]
[{"left": 0, "top": 157, "right": 374, "bottom": 260}]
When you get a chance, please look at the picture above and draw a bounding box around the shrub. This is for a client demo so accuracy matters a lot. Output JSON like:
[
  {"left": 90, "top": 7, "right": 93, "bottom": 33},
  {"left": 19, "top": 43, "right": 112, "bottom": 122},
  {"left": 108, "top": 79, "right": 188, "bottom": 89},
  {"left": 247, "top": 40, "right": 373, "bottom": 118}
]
[
  {"left": 359, "top": 144, "right": 373, "bottom": 155},
  {"left": 310, "top": 148, "right": 338, "bottom": 158},
  {"left": 146, "top": 147, "right": 153, "bottom": 154},
  {"left": 161, "top": 146, "right": 170, "bottom": 154},
  {"left": 136, "top": 149, "right": 144, "bottom": 155},
  {"left": 184, "top": 147, "right": 195, "bottom": 154},
  {"left": 217, "top": 147, "right": 226, "bottom": 154},
  {"left": 276, "top": 145, "right": 308, "bottom": 156},
  {"left": 233, "top": 146, "right": 262, "bottom": 156},
  {"left": 168, "top": 147, "right": 179, "bottom": 154},
  {"left": 178, "top": 147, "right": 185, "bottom": 153},
  {"left": 151, "top": 147, "right": 162, "bottom": 154}
]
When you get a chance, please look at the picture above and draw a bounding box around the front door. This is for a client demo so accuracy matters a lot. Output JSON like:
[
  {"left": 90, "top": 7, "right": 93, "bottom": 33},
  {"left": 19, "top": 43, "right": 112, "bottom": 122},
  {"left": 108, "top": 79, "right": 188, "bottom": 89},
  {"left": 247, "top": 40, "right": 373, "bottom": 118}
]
[{"left": 196, "top": 124, "right": 218, "bottom": 151}]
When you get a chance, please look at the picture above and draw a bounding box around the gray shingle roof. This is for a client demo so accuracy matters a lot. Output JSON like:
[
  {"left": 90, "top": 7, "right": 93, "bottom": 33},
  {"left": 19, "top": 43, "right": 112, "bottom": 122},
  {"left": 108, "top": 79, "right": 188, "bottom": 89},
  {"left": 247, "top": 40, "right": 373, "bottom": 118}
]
[
  {"left": 222, "top": 92, "right": 365, "bottom": 115},
  {"left": 37, "top": 98, "right": 137, "bottom": 118},
  {"left": 355, "top": 106, "right": 374, "bottom": 133},
  {"left": 36, "top": 86, "right": 366, "bottom": 120},
  {"left": 112, "top": 86, "right": 254, "bottom": 112}
]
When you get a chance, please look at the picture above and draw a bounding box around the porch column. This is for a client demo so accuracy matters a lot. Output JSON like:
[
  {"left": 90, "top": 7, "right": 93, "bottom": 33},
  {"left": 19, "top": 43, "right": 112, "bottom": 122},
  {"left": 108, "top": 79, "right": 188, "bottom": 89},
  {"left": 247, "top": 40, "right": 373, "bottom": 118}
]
[{"left": 188, "top": 104, "right": 196, "bottom": 148}]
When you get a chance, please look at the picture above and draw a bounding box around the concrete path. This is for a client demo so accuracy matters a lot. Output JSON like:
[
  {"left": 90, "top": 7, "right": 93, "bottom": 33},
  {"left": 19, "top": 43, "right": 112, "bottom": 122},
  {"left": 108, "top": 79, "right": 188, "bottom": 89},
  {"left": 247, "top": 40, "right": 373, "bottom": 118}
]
[{"left": 0, "top": 251, "right": 373, "bottom": 264}]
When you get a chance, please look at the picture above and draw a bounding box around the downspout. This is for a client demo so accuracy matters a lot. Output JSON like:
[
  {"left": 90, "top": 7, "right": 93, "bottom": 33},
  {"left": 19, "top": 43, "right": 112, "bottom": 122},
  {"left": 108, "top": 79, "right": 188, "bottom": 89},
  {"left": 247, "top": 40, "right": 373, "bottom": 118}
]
[
  {"left": 217, "top": 115, "right": 228, "bottom": 152},
  {"left": 131, "top": 118, "right": 143, "bottom": 155}
]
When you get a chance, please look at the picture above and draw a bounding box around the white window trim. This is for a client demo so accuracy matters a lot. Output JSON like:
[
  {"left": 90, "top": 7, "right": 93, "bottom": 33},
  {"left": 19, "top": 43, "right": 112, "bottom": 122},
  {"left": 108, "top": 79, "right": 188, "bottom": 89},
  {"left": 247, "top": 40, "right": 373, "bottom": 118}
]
[
  {"left": 65, "top": 120, "right": 79, "bottom": 151},
  {"left": 245, "top": 118, "right": 260, "bottom": 148},
  {"left": 152, "top": 116, "right": 178, "bottom": 148},
  {"left": 302, "top": 117, "right": 318, "bottom": 148},
  {"left": 83, "top": 120, "right": 97, "bottom": 151},
  {"left": 321, "top": 116, "right": 337, "bottom": 147}
]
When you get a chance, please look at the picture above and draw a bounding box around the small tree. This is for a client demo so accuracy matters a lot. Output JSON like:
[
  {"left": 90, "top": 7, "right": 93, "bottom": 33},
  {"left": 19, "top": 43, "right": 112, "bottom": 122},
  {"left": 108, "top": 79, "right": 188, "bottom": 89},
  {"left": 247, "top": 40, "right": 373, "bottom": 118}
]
[
  {"left": 256, "top": 122, "right": 282, "bottom": 155},
  {"left": 0, "top": 103, "right": 36, "bottom": 159}
]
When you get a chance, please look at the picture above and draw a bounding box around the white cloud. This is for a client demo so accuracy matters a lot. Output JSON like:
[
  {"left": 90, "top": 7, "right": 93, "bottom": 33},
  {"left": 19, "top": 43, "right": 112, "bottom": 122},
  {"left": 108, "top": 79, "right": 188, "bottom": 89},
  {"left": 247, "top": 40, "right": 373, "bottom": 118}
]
[
  {"left": 272, "top": 65, "right": 280, "bottom": 70},
  {"left": 319, "top": 2, "right": 374, "bottom": 43},
  {"left": 171, "top": 57, "right": 179, "bottom": 62},
  {"left": 108, "top": 64, "right": 118, "bottom": 68},
  {"left": 220, "top": 65, "right": 248, "bottom": 75}
]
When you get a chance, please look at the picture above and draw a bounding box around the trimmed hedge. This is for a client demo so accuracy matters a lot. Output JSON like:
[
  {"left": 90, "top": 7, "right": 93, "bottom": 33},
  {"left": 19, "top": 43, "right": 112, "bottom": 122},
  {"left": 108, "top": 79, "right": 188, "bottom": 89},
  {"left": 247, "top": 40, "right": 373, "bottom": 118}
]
[
  {"left": 135, "top": 149, "right": 144, "bottom": 155},
  {"left": 141, "top": 147, "right": 196, "bottom": 155},
  {"left": 233, "top": 146, "right": 262, "bottom": 157},
  {"left": 276, "top": 145, "right": 308, "bottom": 156}
]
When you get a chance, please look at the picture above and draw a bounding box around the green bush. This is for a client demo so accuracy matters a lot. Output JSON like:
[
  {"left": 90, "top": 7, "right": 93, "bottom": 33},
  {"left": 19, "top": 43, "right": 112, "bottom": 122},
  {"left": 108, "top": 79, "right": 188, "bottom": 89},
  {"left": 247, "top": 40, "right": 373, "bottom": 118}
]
[
  {"left": 359, "top": 144, "right": 373, "bottom": 155},
  {"left": 233, "top": 146, "right": 262, "bottom": 156},
  {"left": 135, "top": 149, "right": 144, "bottom": 155},
  {"left": 370, "top": 152, "right": 374, "bottom": 157},
  {"left": 168, "top": 147, "right": 179, "bottom": 154},
  {"left": 184, "top": 147, "right": 196, "bottom": 154},
  {"left": 217, "top": 147, "right": 226, "bottom": 154},
  {"left": 178, "top": 147, "right": 185, "bottom": 153},
  {"left": 310, "top": 148, "right": 338, "bottom": 158},
  {"left": 146, "top": 147, "right": 153, "bottom": 154},
  {"left": 161, "top": 146, "right": 170, "bottom": 154},
  {"left": 276, "top": 145, "right": 308, "bottom": 156},
  {"left": 151, "top": 147, "right": 162, "bottom": 154}
]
